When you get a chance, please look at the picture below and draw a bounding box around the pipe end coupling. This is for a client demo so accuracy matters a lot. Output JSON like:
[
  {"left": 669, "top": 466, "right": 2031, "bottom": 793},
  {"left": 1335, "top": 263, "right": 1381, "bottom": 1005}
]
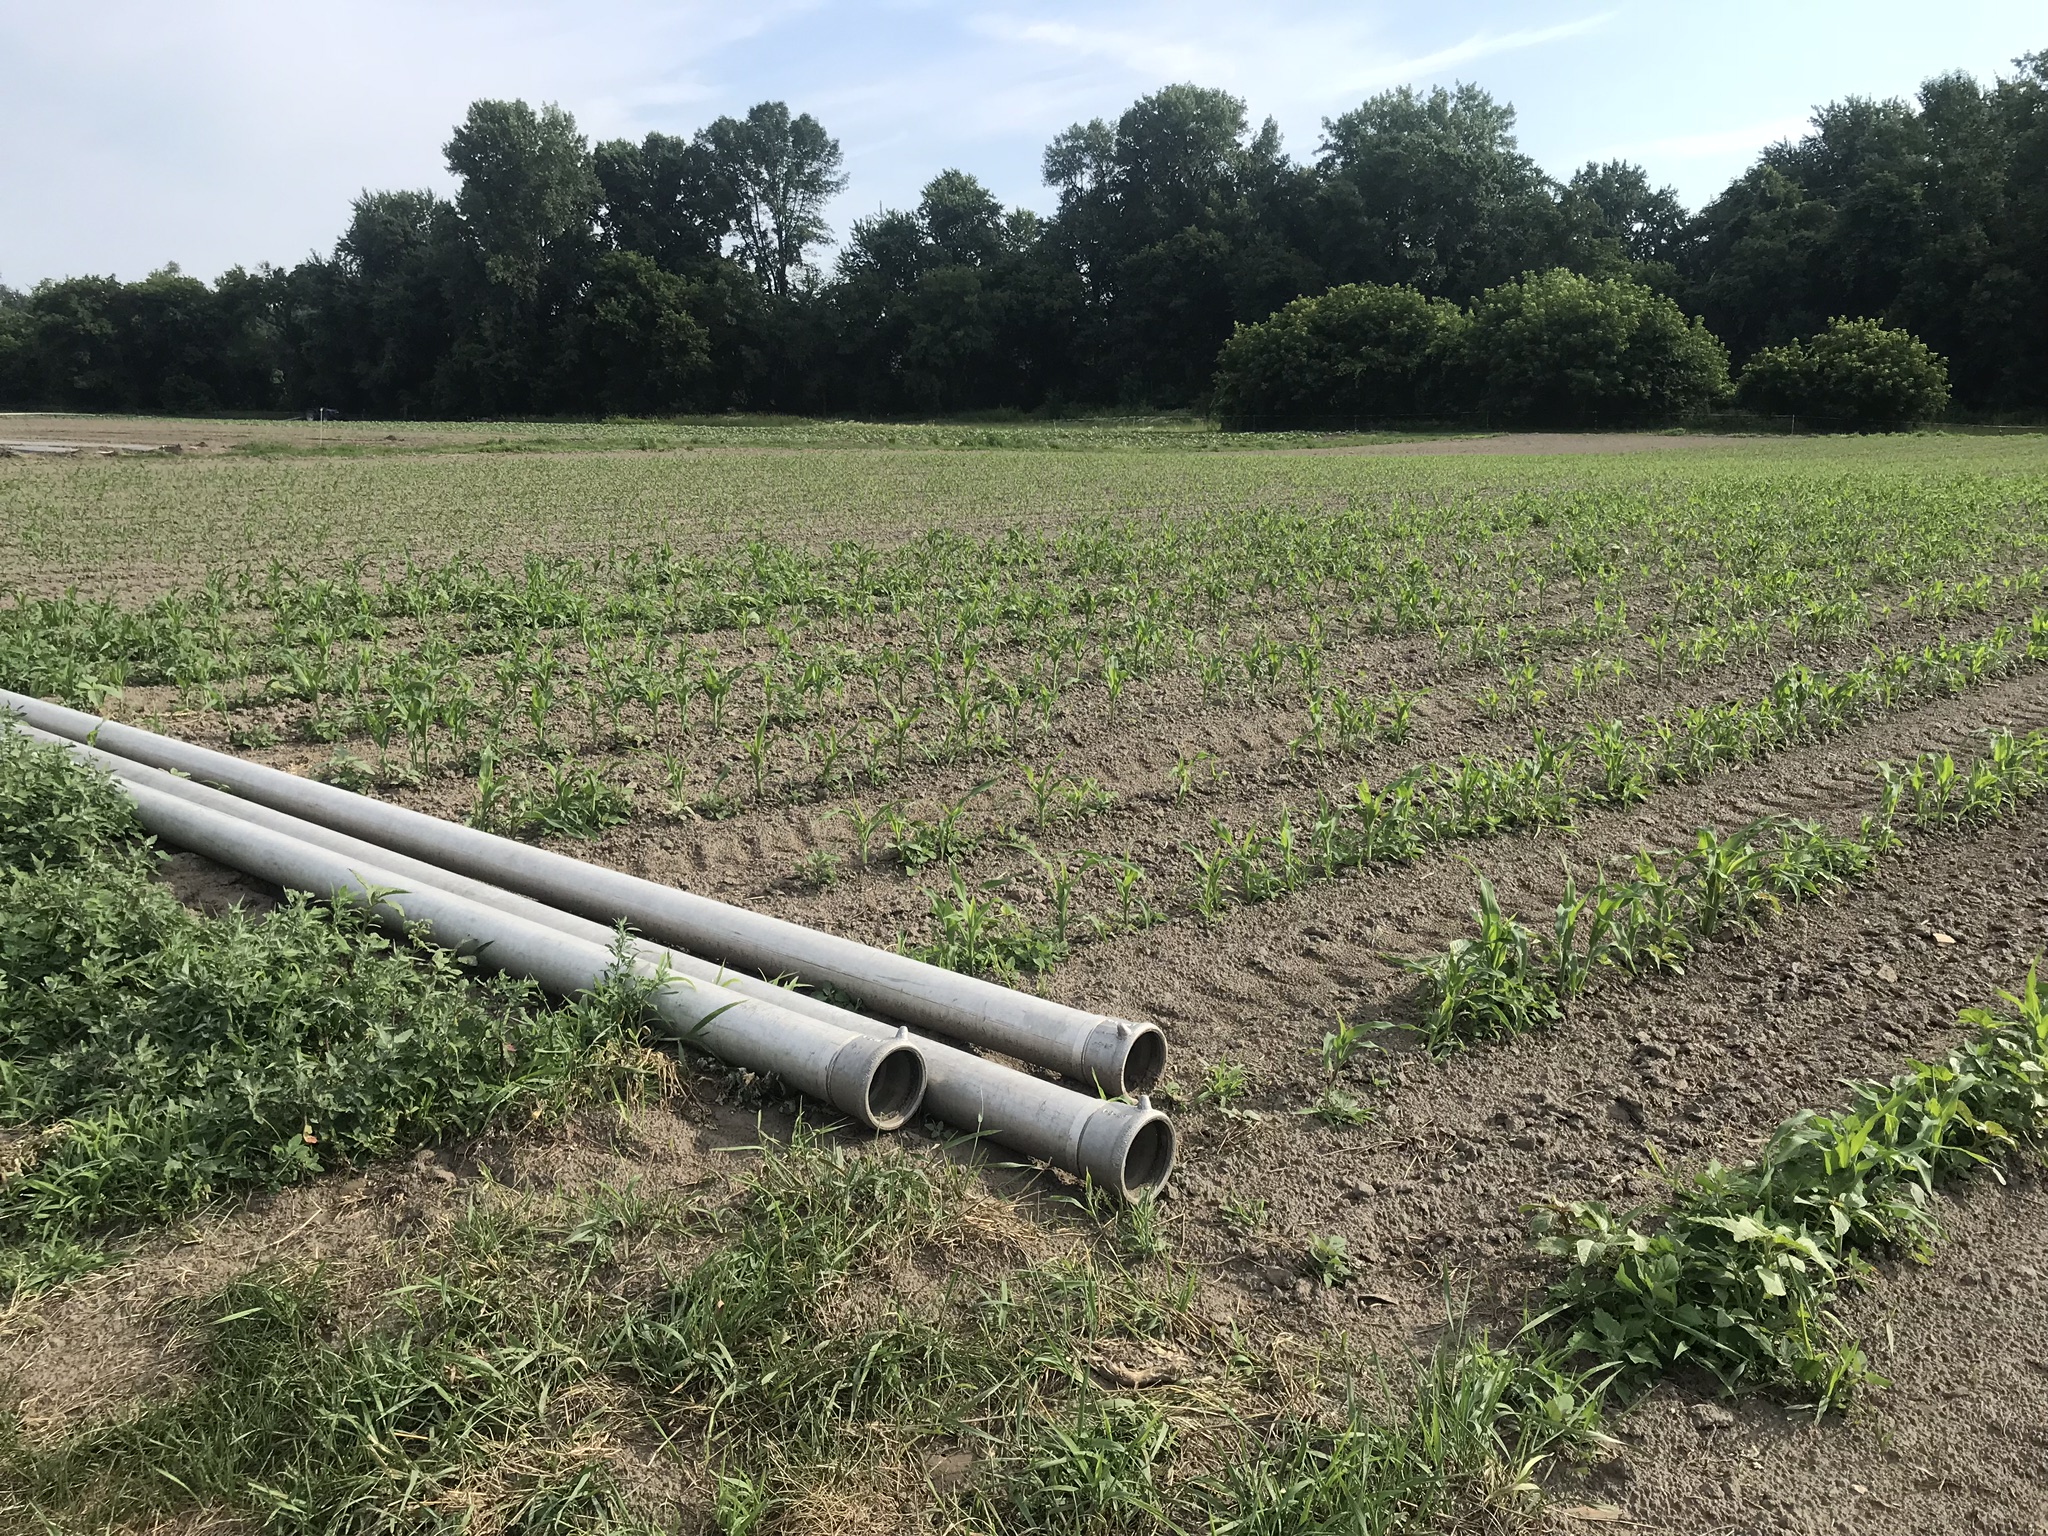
[
  {"left": 1075, "top": 1099, "right": 1177, "bottom": 1202},
  {"left": 1077, "top": 1016, "right": 1167, "bottom": 1098},
  {"left": 826, "top": 1033, "right": 928, "bottom": 1132}
]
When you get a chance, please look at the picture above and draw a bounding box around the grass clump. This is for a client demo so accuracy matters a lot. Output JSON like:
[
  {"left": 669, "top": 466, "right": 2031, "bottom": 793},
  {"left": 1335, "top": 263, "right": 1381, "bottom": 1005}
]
[{"left": 0, "top": 723, "right": 654, "bottom": 1295}]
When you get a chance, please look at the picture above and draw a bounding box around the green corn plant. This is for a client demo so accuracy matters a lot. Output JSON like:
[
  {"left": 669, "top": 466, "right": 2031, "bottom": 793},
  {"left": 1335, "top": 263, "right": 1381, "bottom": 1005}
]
[
  {"left": 658, "top": 749, "right": 692, "bottom": 818},
  {"left": 1187, "top": 841, "right": 1231, "bottom": 921},
  {"left": 469, "top": 744, "right": 507, "bottom": 829},
  {"left": 1318, "top": 1014, "right": 1367, "bottom": 1076},
  {"left": 1581, "top": 720, "right": 1652, "bottom": 805},
  {"left": 742, "top": 715, "right": 770, "bottom": 801},
  {"left": 809, "top": 723, "right": 846, "bottom": 790},
  {"left": 699, "top": 663, "right": 737, "bottom": 736},
  {"left": 1405, "top": 879, "right": 1561, "bottom": 1053},
  {"left": 827, "top": 802, "right": 885, "bottom": 867},
  {"left": 1105, "top": 853, "right": 1155, "bottom": 931},
  {"left": 880, "top": 698, "right": 923, "bottom": 770},
  {"left": 1680, "top": 822, "right": 1773, "bottom": 939},
  {"left": 1030, "top": 843, "right": 1094, "bottom": 947}
]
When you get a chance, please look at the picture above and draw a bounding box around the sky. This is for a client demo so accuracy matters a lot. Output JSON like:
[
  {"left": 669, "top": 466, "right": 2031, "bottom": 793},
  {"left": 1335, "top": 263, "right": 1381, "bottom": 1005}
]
[{"left": 3, "top": 0, "right": 2042, "bottom": 288}]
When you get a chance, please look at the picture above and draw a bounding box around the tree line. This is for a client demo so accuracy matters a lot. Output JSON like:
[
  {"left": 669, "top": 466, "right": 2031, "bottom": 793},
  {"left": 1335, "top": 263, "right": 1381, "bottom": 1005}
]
[{"left": 2, "top": 55, "right": 2044, "bottom": 422}]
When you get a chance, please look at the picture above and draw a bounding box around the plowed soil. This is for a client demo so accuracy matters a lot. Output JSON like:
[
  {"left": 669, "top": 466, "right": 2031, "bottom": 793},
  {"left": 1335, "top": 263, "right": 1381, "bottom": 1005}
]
[{"left": 6, "top": 431, "right": 2048, "bottom": 1531}]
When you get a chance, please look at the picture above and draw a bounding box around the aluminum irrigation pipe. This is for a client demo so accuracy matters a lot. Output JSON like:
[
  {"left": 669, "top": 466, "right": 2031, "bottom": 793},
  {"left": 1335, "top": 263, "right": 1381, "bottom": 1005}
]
[
  {"left": 63, "top": 731, "right": 1175, "bottom": 1196},
  {"left": 70, "top": 765, "right": 926, "bottom": 1132},
  {"left": 29, "top": 728, "right": 1174, "bottom": 1195},
  {"left": 2, "top": 690, "right": 1166, "bottom": 1096},
  {"left": 27, "top": 726, "right": 1176, "bottom": 1199}
]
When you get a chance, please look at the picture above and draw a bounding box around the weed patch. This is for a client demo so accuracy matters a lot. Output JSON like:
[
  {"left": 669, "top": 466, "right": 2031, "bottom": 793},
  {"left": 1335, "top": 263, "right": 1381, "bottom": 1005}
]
[
  {"left": 1534, "top": 965, "right": 2048, "bottom": 1411},
  {"left": 0, "top": 725, "right": 653, "bottom": 1295}
]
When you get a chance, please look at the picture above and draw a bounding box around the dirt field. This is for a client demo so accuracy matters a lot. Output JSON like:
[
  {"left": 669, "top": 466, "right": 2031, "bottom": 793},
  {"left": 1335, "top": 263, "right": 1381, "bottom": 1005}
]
[{"left": 4, "top": 423, "right": 2048, "bottom": 1533}]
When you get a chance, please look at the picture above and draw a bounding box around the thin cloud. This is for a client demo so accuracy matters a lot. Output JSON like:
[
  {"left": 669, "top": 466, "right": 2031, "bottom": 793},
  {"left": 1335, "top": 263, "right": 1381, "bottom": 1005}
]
[
  {"left": 1351, "top": 13, "right": 1616, "bottom": 91},
  {"left": 1597, "top": 113, "right": 1814, "bottom": 162},
  {"left": 966, "top": 5, "right": 1613, "bottom": 106}
]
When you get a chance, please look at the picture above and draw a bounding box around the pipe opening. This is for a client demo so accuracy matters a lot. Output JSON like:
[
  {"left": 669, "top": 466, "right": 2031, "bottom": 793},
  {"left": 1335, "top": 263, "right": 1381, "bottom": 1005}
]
[
  {"left": 864, "top": 1045, "right": 927, "bottom": 1131},
  {"left": 1121, "top": 1026, "right": 1168, "bottom": 1094},
  {"left": 1121, "top": 1117, "right": 1176, "bottom": 1199}
]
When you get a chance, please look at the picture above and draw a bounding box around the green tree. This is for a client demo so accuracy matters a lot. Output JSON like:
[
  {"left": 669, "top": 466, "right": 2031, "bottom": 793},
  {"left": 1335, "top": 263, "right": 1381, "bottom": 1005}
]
[
  {"left": 829, "top": 171, "right": 1068, "bottom": 413},
  {"left": 1042, "top": 84, "right": 1318, "bottom": 405},
  {"left": 592, "top": 131, "right": 727, "bottom": 273},
  {"left": 443, "top": 101, "right": 599, "bottom": 299},
  {"left": 1566, "top": 160, "right": 1690, "bottom": 267},
  {"left": 699, "top": 102, "right": 847, "bottom": 299},
  {"left": 572, "top": 251, "right": 713, "bottom": 414},
  {"left": 1211, "top": 282, "right": 1463, "bottom": 427},
  {"left": 0, "top": 283, "right": 26, "bottom": 404},
  {"left": 1459, "top": 268, "right": 1729, "bottom": 426},
  {"left": 1313, "top": 85, "right": 1575, "bottom": 300},
  {"left": 434, "top": 101, "right": 601, "bottom": 413},
  {"left": 1734, "top": 316, "right": 1949, "bottom": 427},
  {"left": 1682, "top": 57, "right": 2048, "bottom": 411}
]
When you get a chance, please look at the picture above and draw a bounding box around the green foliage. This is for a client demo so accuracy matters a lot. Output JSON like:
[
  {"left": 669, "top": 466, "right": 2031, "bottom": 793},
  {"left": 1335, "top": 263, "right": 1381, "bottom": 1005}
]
[
  {"left": 7, "top": 53, "right": 2048, "bottom": 416},
  {"left": 0, "top": 1130, "right": 1226, "bottom": 1536},
  {"left": 499, "top": 757, "right": 636, "bottom": 838},
  {"left": 1457, "top": 269, "right": 1731, "bottom": 426},
  {"left": 1536, "top": 966, "right": 2048, "bottom": 1409},
  {"left": 1212, "top": 283, "right": 1465, "bottom": 428},
  {"left": 1199, "top": 1335, "right": 1607, "bottom": 1534},
  {"left": 1303, "top": 1233, "right": 1353, "bottom": 1286},
  {"left": 1184, "top": 616, "right": 2046, "bottom": 930},
  {"left": 582, "top": 250, "right": 714, "bottom": 413},
  {"left": 906, "top": 872, "right": 1062, "bottom": 981},
  {"left": 1735, "top": 317, "right": 1951, "bottom": 428},
  {"left": 1409, "top": 813, "right": 1887, "bottom": 1054},
  {"left": 0, "top": 725, "right": 648, "bottom": 1293},
  {"left": 1408, "top": 721, "right": 2042, "bottom": 1056},
  {"left": 1880, "top": 729, "right": 2048, "bottom": 827},
  {"left": 0, "top": 721, "right": 148, "bottom": 874}
]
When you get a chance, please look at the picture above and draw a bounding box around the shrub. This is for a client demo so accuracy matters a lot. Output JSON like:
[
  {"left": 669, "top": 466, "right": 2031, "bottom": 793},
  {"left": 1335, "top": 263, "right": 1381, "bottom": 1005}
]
[
  {"left": 1458, "top": 268, "right": 1729, "bottom": 427},
  {"left": 1212, "top": 282, "right": 1464, "bottom": 429},
  {"left": 1735, "top": 316, "right": 1950, "bottom": 429}
]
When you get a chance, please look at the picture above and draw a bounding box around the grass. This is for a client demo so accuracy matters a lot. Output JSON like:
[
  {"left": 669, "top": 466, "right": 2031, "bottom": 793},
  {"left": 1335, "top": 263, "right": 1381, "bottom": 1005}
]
[
  {"left": 0, "top": 1125, "right": 1614, "bottom": 1536},
  {"left": 0, "top": 722, "right": 659, "bottom": 1295}
]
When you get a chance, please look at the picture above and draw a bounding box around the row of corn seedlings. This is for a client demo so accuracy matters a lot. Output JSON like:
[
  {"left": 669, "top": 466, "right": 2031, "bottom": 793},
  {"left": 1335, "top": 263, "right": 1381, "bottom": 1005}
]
[{"left": 1409, "top": 729, "right": 2046, "bottom": 1053}]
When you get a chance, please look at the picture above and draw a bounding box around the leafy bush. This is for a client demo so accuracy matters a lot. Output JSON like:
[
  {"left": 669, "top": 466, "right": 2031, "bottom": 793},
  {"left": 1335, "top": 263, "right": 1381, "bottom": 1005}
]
[
  {"left": 1734, "top": 317, "right": 1950, "bottom": 428},
  {"left": 1457, "top": 268, "right": 1730, "bottom": 426},
  {"left": 1211, "top": 283, "right": 1464, "bottom": 428}
]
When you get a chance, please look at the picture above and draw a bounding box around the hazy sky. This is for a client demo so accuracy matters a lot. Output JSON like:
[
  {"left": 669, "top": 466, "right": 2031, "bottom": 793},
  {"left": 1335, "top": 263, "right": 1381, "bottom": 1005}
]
[{"left": 4, "top": 1, "right": 2042, "bottom": 287}]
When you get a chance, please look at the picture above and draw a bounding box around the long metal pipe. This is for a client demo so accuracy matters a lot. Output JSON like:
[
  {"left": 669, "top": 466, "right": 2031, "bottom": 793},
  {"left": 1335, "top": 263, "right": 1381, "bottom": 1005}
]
[
  {"left": 60, "top": 759, "right": 926, "bottom": 1132},
  {"left": 25, "top": 725, "right": 1176, "bottom": 1199},
  {"left": 1, "top": 690, "right": 1165, "bottom": 1096}
]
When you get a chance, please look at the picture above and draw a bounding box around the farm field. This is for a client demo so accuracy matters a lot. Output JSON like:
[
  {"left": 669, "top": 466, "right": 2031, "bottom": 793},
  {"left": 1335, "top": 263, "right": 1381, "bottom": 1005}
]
[{"left": 4, "top": 423, "right": 2048, "bottom": 1534}]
